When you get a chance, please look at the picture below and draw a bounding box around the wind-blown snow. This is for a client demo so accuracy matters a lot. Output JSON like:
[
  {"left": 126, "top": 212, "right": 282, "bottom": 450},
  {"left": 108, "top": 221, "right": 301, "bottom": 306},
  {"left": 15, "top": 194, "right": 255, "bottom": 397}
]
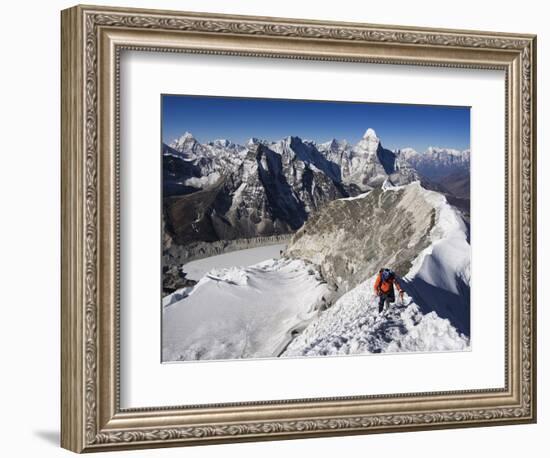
[
  {"left": 400, "top": 183, "right": 471, "bottom": 335},
  {"left": 162, "top": 258, "right": 331, "bottom": 362},
  {"left": 404, "top": 183, "right": 469, "bottom": 285}
]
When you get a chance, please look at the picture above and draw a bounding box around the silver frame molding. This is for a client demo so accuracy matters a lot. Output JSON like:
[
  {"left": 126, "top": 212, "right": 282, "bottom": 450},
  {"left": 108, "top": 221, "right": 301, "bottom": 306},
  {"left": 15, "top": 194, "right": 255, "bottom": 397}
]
[{"left": 61, "top": 4, "right": 537, "bottom": 453}]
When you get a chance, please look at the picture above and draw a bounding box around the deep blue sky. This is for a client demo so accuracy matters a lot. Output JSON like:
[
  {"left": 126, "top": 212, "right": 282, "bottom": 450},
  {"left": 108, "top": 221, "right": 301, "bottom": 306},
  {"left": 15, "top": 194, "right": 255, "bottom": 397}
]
[{"left": 162, "top": 95, "right": 470, "bottom": 152}]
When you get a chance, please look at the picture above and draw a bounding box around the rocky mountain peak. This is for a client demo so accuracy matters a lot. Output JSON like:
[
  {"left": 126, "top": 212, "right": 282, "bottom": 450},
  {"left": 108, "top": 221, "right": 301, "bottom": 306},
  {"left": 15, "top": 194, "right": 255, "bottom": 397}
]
[
  {"left": 323, "top": 138, "right": 349, "bottom": 151},
  {"left": 212, "top": 138, "right": 231, "bottom": 148},
  {"left": 355, "top": 127, "right": 380, "bottom": 155},
  {"left": 170, "top": 131, "right": 199, "bottom": 152},
  {"left": 284, "top": 135, "right": 303, "bottom": 147},
  {"left": 363, "top": 127, "right": 378, "bottom": 139},
  {"left": 246, "top": 137, "right": 260, "bottom": 148}
]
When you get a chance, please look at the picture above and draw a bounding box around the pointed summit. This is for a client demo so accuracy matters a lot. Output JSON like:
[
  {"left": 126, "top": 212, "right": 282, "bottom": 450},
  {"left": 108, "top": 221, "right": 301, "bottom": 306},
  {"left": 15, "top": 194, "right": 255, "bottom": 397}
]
[
  {"left": 170, "top": 131, "right": 198, "bottom": 151},
  {"left": 363, "top": 128, "right": 378, "bottom": 139},
  {"left": 177, "top": 131, "right": 194, "bottom": 142},
  {"left": 285, "top": 135, "right": 303, "bottom": 145},
  {"left": 355, "top": 127, "right": 380, "bottom": 155}
]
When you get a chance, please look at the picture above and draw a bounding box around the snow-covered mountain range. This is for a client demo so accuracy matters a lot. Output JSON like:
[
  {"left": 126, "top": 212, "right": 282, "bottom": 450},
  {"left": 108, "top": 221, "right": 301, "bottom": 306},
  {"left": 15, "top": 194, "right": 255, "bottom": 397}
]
[
  {"left": 161, "top": 127, "right": 472, "bottom": 361},
  {"left": 319, "top": 128, "right": 420, "bottom": 190},
  {"left": 163, "top": 128, "right": 468, "bottom": 249},
  {"left": 397, "top": 146, "right": 470, "bottom": 180},
  {"left": 162, "top": 182, "right": 470, "bottom": 361}
]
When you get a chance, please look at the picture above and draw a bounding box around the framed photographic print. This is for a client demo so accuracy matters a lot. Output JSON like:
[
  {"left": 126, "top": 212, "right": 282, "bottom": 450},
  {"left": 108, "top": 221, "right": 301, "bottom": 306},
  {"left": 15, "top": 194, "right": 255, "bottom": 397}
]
[
  {"left": 61, "top": 4, "right": 537, "bottom": 453},
  {"left": 160, "top": 95, "right": 472, "bottom": 362}
]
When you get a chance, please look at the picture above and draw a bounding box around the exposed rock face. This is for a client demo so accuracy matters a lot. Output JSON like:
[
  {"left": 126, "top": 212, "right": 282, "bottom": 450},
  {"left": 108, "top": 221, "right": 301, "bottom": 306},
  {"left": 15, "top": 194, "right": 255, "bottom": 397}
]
[
  {"left": 162, "top": 265, "right": 197, "bottom": 295},
  {"left": 164, "top": 180, "right": 226, "bottom": 246},
  {"left": 317, "top": 138, "right": 352, "bottom": 168},
  {"left": 284, "top": 183, "right": 438, "bottom": 294},
  {"left": 169, "top": 131, "right": 205, "bottom": 159},
  {"left": 254, "top": 139, "right": 348, "bottom": 218},
  {"left": 163, "top": 138, "right": 352, "bottom": 245},
  {"left": 162, "top": 129, "right": 463, "bottom": 250},
  {"left": 167, "top": 132, "right": 248, "bottom": 183},
  {"left": 320, "top": 128, "right": 420, "bottom": 191},
  {"left": 162, "top": 143, "right": 202, "bottom": 197},
  {"left": 341, "top": 128, "right": 389, "bottom": 189}
]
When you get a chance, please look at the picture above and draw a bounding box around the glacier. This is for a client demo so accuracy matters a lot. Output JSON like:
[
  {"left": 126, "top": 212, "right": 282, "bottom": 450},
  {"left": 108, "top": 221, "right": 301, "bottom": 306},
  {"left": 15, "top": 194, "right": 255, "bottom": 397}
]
[{"left": 162, "top": 258, "right": 331, "bottom": 362}]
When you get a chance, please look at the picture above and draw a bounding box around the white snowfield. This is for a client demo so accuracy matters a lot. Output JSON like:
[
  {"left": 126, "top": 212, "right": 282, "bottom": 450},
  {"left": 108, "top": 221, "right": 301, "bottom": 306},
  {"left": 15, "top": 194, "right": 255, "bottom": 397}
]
[
  {"left": 162, "top": 182, "right": 470, "bottom": 362},
  {"left": 162, "top": 258, "right": 331, "bottom": 362},
  {"left": 180, "top": 243, "right": 286, "bottom": 281},
  {"left": 281, "top": 280, "right": 468, "bottom": 357}
]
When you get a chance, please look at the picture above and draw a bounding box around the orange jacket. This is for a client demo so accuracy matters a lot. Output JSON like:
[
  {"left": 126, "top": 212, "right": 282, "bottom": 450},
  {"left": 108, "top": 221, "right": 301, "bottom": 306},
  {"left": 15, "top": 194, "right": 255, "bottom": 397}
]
[{"left": 374, "top": 271, "right": 402, "bottom": 295}]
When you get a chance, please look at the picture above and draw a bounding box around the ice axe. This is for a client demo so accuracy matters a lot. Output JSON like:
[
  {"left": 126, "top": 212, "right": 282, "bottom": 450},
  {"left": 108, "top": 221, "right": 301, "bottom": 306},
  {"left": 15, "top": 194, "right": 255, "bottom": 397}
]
[{"left": 399, "top": 290, "right": 405, "bottom": 306}]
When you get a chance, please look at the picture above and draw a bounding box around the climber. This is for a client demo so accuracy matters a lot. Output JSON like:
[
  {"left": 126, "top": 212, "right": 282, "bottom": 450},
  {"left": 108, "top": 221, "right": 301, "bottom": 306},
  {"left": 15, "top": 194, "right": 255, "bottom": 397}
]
[{"left": 374, "top": 268, "right": 404, "bottom": 314}]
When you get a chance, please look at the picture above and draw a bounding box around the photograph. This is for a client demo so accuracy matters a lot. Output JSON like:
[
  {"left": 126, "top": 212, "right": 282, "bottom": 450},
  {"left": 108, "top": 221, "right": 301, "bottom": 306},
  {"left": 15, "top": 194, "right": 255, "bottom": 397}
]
[{"left": 161, "top": 95, "right": 472, "bottom": 363}]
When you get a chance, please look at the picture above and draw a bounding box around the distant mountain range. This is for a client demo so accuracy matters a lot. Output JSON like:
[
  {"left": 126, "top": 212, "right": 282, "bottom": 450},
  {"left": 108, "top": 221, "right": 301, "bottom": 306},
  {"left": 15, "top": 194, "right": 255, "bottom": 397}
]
[{"left": 162, "top": 128, "right": 470, "bottom": 248}]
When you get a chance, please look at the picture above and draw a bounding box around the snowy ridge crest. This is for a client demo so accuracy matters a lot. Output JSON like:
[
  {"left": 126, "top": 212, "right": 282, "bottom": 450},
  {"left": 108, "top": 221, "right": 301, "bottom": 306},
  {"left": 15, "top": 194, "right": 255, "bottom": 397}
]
[{"left": 281, "top": 182, "right": 471, "bottom": 357}]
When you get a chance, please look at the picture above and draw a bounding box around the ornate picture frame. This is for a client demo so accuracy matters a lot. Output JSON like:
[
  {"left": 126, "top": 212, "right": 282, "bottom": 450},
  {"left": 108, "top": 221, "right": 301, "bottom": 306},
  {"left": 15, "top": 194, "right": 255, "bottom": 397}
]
[{"left": 61, "top": 4, "right": 536, "bottom": 453}]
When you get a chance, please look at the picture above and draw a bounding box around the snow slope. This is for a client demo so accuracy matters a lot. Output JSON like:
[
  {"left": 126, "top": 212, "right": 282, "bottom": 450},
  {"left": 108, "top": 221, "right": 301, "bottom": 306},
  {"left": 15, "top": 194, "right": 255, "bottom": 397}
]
[
  {"left": 400, "top": 184, "right": 471, "bottom": 335},
  {"left": 282, "top": 278, "right": 468, "bottom": 357},
  {"left": 162, "top": 258, "right": 331, "bottom": 362},
  {"left": 282, "top": 182, "right": 471, "bottom": 356}
]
